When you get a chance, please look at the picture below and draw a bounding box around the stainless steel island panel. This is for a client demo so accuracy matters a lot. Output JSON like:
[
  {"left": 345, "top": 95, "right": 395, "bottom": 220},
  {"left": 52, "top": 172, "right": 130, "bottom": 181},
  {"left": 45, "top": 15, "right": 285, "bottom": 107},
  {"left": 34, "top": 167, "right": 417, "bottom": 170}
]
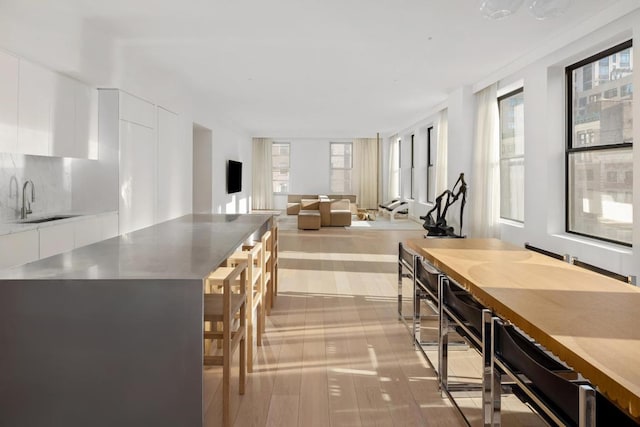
[{"left": 0, "top": 214, "right": 273, "bottom": 427}]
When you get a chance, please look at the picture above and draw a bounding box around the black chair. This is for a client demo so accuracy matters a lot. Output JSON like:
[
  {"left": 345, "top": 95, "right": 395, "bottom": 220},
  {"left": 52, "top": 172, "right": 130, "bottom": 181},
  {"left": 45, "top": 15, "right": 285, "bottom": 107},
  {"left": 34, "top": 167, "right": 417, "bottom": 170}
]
[
  {"left": 413, "top": 258, "right": 442, "bottom": 351},
  {"left": 571, "top": 257, "right": 636, "bottom": 285},
  {"left": 524, "top": 242, "right": 569, "bottom": 262},
  {"left": 490, "top": 318, "right": 640, "bottom": 426},
  {"left": 438, "top": 277, "right": 494, "bottom": 418},
  {"left": 398, "top": 242, "right": 418, "bottom": 333}
]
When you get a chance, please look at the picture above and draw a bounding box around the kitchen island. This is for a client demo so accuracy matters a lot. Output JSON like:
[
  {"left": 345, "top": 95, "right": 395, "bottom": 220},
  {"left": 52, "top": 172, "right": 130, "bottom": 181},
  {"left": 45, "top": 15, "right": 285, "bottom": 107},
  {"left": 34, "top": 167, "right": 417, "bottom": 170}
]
[{"left": 0, "top": 213, "right": 273, "bottom": 427}]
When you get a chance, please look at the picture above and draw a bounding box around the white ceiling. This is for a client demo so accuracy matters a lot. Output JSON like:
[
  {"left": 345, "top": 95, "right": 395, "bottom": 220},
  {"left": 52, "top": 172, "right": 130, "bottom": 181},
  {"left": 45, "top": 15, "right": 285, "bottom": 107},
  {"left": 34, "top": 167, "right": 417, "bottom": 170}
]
[{"left": 1, "top": 0, "right": 637, "bottom": 137}]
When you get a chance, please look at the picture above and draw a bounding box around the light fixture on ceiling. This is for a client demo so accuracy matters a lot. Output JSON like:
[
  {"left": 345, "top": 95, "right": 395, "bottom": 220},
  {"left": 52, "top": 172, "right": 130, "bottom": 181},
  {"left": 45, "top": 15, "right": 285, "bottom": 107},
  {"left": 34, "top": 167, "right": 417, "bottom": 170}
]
[{"left": 479, "top": 0, "right": 574, "bottom": 20}]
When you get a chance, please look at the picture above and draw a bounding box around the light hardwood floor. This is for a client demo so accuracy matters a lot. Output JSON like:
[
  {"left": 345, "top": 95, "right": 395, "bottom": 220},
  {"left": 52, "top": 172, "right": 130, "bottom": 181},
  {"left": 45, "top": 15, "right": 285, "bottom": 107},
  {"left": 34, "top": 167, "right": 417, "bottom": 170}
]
[{"left": 203, "top": 223, "right": 542, "bottom": 427}]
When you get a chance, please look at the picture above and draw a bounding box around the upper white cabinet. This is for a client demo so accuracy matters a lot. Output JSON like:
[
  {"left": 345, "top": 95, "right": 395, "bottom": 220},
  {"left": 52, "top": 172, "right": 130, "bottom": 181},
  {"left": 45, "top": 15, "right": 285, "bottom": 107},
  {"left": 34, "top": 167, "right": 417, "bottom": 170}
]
[
  {"left": 75, "top": 84, "right": 99, "bottom": 160},
  {"left": 50, "top": 73, "right": 76, "bottom": 158},
  {"left": 0, "top": 50, "right": 19, "bottom": 153},
  {"left": 51, "top": 75, "right": 99, "bottom": 159},
  {"left": 120, "top": 92, "right": 155, "bottom": 128},
  {"left": 18, "top": 60, "right": 53, "bottom": 156},
  {"left": 0, "top": 54, "right": 97, "bottom": 158}
]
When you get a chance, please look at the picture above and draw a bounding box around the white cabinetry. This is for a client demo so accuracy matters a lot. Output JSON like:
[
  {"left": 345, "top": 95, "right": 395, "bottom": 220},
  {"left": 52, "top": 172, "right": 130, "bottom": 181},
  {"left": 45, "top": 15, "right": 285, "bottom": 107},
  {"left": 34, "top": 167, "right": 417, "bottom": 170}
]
[
  {"left": 101, "top": 212, "right": 119, "bottom": 239},
  {"left": 120, "top": 92, "right": 155, "bottom": 128},
  {"left": 119, "top": 115, "right": 156, "bottom": 235},
  {"left": 0, "top": 229, "right": 39, "bottom": 269},
  {"left": 157, "top": 107, "right": 186, "bottom": 223},
  {"left": 0, "top": 51, "right": 19, "bottom": 153},
  {"left": 50, "top": 73, "right": 76, "bottom": 157},
  {"left": 39, "top": 222, "right": 75, "bottom": 259},
  {"left": 74, "top": 216, "right": 103, "bottom": 248},
  {"left": 75, "top": 85, "right": 99, "bottom": 159},
  {"left": 18, "top": 60, "right": 53, "bottom": 156}
]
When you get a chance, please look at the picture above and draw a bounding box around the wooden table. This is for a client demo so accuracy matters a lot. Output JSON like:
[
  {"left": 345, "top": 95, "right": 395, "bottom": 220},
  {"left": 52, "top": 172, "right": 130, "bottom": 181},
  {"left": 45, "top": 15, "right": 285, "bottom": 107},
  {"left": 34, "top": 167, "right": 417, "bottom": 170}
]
[{"left": 407, "top": 238, "right": 640, "bottom": 420}]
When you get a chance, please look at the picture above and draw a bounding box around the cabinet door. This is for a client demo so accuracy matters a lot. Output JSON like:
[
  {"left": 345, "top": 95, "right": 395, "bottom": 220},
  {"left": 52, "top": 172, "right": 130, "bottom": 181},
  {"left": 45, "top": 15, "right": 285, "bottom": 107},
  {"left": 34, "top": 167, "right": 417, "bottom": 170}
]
[
  {"left": 0, "top": 229, "right": 39, "bottom": 269},
  {"left": 18, "top": 60, "right": 52, "bottom": 155},
  {"left": 50, "top": 74, "right": 76, "bottom": 158},
  {"left": 74, "top": 216, "right": 103, "bottom": 248},
  {"left": 75, "top": 86, "right": 99, "bottom": 159},
  {"left": 101, "top": 212, "right": 119, "bottom": 240},
  {"left": 119, "top": 121, "right": 157, "bottom": 234},
  {"left": 119, "top": 91, "right": 155, "bottom": 128},
  {"left": 157, "top": 107, "right": 185, "bottom": 223},
  {"left": 0, "top": 51, "right": 19, "bottom": 153},
  {"left": 39, "top": 222, "right": 75, "bottom": 259}
]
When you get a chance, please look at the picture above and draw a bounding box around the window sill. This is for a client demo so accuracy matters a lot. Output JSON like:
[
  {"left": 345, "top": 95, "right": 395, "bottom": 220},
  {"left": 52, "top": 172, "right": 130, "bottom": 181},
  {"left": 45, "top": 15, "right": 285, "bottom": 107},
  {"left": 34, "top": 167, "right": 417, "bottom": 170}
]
[
  {"left": 551, "top": 233, "right": 632, "bottom": 255},
  {"left": 498, "top": 218, "right": 524, "bottom": 228}
]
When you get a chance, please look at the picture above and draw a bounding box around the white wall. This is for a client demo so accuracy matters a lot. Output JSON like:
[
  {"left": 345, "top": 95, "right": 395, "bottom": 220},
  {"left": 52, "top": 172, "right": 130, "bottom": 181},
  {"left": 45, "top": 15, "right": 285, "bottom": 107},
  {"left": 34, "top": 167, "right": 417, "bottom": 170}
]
[
  {"left": 272, "top": 138, "right": 349, "bottom": 210},
  {"left": 209, "top": 124, "right": 252, "bottom": 214},
  {"left": 386, "top": 8, "right": 640, "bottom": 279}
]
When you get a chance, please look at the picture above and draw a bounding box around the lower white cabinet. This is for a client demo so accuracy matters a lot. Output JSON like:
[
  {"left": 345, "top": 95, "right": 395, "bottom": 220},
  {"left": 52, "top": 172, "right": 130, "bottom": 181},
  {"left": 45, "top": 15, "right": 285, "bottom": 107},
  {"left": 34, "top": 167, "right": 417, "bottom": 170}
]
[
  {"left": 39, "top": 222, "right": 75, "bottom": 259},
  {"left": 0, "top": 229, "right": 39, "bottom": 269},
  {"left": 101, "top": 212, "right": 119, "bottom": 240},
  {"left": 74, "top": 216, "right": 103, "bottom": 249},
  {"left": 1, "top": 213, "right": 119, "bottom": 268}
]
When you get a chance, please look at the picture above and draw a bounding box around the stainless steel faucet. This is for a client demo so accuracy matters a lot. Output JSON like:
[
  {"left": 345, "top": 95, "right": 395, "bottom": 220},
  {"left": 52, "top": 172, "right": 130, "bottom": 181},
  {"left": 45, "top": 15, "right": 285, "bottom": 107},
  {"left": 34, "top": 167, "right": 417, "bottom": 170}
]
[{"left": 21, "top": 180, "right": 35, "bottom": 220}]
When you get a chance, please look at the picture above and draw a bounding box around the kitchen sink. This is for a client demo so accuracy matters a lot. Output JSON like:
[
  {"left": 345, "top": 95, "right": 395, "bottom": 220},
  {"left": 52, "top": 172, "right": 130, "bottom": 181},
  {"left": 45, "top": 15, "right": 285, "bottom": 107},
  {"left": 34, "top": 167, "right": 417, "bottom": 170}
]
[{"left": 19, "top": 215, "right": 79, "bottom": 224}]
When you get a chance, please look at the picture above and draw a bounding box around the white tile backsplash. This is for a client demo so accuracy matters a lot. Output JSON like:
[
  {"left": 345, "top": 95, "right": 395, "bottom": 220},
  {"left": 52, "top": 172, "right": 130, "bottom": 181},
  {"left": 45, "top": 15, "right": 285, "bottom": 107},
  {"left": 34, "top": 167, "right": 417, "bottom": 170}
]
[{"left": 0, "top": 153, "right": 72, "bottom": 221}]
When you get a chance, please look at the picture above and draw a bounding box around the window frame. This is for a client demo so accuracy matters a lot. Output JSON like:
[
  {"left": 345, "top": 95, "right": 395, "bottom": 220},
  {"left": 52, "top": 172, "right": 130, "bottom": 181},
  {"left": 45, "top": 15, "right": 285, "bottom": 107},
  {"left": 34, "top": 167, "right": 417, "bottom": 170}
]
[
  {"left": 497, "top": 87, "right": 525, "bottom": 223},
  {"left": 565, "top": 39, "right": 633, "bottom": 247},
  {"left": 272, "top": 142, "right": 291, "bottom": 194},
  {"left": 329, "top": 141, "right": 353, "bottom": 194}
]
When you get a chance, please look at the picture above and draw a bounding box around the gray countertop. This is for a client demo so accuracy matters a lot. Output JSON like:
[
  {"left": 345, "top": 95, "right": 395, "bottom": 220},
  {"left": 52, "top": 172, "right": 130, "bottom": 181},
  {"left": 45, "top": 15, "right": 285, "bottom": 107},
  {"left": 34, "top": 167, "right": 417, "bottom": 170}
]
[{"left": 0, "top": 213, "right": 273, "bottom": 281}]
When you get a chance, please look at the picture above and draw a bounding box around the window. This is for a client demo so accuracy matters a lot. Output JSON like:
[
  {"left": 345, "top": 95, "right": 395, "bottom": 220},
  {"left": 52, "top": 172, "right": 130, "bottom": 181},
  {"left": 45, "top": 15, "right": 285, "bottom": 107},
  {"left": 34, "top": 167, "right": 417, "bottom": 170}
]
[
  {"left": 410, "top": 134, "right": 415, "bottom": 199},
  {"left": 566, "top": 40, "right": 633, "bottom": 246},
  {"left": 426, "top": 126, "right": 435, "bottom": 203},
  {"left": 330, "top": 142, "right": 352, "bottom": 193},
  {"left": 498, "top": 88, "right": 525, "bottom": 222},
  {"left": 272, "top": 142, "right": 290, "bottom": 193}
]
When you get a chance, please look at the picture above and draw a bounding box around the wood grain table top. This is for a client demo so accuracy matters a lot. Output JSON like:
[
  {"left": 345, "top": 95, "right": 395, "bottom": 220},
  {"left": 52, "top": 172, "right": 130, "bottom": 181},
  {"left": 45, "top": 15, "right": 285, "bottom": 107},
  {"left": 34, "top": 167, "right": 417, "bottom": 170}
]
[{"left": 407, "top": 238, "right": 640, "bottom": 419}]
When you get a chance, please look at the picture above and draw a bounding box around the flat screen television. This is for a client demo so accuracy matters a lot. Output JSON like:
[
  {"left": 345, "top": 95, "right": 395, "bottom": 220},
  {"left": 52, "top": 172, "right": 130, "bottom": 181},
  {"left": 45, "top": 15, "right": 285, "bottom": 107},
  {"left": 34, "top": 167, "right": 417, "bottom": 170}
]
[{"left": 227, "top": 160, "right": 242, "bottom": 194}]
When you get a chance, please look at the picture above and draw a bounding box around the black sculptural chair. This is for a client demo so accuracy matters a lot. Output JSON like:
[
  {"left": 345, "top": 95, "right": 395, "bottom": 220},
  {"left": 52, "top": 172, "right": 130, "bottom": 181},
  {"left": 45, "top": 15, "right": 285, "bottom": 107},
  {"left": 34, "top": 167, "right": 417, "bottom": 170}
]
[{"left": 421, "top": 172, "right": 467, "bottom": 238}]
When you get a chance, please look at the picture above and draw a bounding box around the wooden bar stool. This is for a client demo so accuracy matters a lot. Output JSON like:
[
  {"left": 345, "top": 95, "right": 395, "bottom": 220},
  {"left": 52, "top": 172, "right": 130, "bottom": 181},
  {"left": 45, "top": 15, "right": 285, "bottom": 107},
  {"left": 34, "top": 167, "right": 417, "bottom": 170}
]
[
  {"left": 203, "top": 260, "right": 247, "bottom": 427},
  {"left": 271, "top": 221, "right": 279, "bottom": 305},
  {"left": 226, "top": 242, "right": 264, "bottom": 373},
  {"left": 259, "top": 230, "right": 273, "bottom": 315}
]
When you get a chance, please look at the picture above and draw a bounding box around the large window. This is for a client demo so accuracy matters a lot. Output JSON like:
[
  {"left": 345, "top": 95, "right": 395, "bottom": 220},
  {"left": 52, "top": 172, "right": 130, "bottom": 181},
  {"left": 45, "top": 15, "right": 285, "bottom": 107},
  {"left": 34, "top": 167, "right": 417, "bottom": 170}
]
[
  {"left": 330, "top": 142, "right": 352, "bottom": 193},
  {"left": 566, "top": 40, "right": 633, "bottom": 246},
  {"left": 410, "top": 134, "right": 415, "bottom": 199},
  {"left": 498, "top": 88, "right": 525, "bottom": 222},
  {"left": 426, "top": 126, "right": 435, "bottom": 203},
  {"left": 272, "top": 142, "right": 290, "bottom": 193}
]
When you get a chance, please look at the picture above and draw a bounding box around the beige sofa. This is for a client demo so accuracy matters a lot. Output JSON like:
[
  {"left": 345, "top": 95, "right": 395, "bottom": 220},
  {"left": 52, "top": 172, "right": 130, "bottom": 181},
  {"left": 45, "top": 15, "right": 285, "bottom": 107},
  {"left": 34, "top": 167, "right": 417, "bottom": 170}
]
[
  {"left": 294, "top": 196, "right": 353, "bottom": 228},
  {"left": 287, "top": 194, "right": 357, "bottom": 216}
]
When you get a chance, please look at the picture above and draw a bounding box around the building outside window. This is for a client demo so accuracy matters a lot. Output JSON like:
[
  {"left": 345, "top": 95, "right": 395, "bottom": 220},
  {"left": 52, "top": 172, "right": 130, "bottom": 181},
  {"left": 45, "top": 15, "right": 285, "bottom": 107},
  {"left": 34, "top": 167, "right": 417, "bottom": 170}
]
[
  {"left": 498, "top": 88, "right": 525, "bottom": 222},
  {"left": 272, "top": 142, "right": 290, "bottom": 193},
  {"left": 330, "top": 142, "right": 352, "bottom": 193},
  {"left": 566, "top": 40, "right": 633, "bottom": 246}
]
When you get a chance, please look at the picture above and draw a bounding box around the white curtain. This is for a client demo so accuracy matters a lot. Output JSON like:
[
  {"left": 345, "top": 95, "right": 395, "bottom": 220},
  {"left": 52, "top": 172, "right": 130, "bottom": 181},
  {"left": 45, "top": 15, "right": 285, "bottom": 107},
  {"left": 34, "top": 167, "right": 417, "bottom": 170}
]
[
  {"left": 251, "top": 138, "right": 273, "bottom": 210},
  {"left": 470, "top": 84, "right": 500, "bottom": 238},
  {"left": 436, "top": 109, "right": 448, "bottom": 196},
  {"left": 353, "top": 138, "right": 378, "bottom": 209},
  {"left": 387, "top": 135, "right": 400, "bottom": 200}
]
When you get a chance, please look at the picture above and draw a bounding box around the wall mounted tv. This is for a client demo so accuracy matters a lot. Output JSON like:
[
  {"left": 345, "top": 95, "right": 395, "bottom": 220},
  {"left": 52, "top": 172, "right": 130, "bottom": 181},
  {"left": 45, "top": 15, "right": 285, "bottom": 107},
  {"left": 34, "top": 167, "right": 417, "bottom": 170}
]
[{"left": 227, "top": 160, "right": 242, "bottom": 194}]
